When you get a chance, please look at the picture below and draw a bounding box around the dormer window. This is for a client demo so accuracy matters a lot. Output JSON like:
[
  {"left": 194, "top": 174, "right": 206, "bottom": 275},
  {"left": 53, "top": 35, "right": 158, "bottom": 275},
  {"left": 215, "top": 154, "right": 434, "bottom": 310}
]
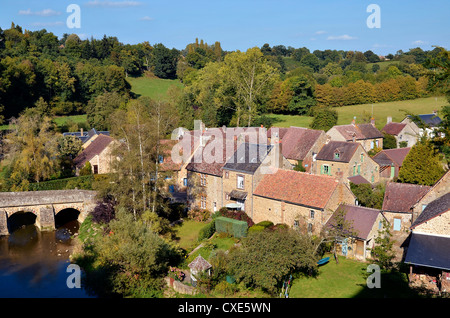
[{"left": 334, "top": 152, "right": 340, "bottom": 159}]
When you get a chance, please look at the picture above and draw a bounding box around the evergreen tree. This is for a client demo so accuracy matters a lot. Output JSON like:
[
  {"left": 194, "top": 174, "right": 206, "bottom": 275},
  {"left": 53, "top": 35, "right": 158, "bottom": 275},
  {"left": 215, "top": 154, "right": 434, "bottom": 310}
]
[{"left": 398, "top": 140, "right": 445, "bottom": 185}]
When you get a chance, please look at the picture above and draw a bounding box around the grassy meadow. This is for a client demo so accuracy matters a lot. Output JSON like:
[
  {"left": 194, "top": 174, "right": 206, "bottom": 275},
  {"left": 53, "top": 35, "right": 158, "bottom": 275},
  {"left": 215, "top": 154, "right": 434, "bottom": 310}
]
[
  {"left": 126, "top": 76, "right": 184, "bottom": 101},
  {"left": 268, "top": 96, "right": 449, "bottom": 130}
]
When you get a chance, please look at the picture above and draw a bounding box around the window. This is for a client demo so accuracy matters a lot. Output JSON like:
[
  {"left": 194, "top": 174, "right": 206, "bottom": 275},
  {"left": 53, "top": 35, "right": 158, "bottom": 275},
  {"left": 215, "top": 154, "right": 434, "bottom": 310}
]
[
  {"left": 421, "top": 204, "right": 427, "bottom": 212},
  {"left": 225, "top": 171, "right": 229, "bottom": 179},
  {"left": 200, "top": 174, "right": 207, "bottom": 186},
  {"left": 361, "top": 153, "right": 364, "bottom": 163},
  {"left": 378, "top": 220, "right": 382, "bottom": 230},
  {"left": 158, "top": 155, "right": 164, "bottom": 164},
  {"left": 294, "top": 220, "right": 299, "bottom": 229},
  {"left": 237, "top": 175, "right": 244, "bottom": 189},
  {"left": 322, "top": 165, "right": 330, "bottom": 175},
  {"left": 307, "top": 223, "right": 313, "bottom": 234},
  {"left": 183, "top": 178, "right": 188, "bottom": 186},
  {"left": 201, "top": 196, "right": 207, "bottom": 209},
  {"left": 334, "top": 152, "right": 340, "bottom": 159},
  {"left": 93, "top": 164, "right": 98, "bottom": 174},
  {"left": 310, "top": 210, "right": 315, "bottom": 219}
]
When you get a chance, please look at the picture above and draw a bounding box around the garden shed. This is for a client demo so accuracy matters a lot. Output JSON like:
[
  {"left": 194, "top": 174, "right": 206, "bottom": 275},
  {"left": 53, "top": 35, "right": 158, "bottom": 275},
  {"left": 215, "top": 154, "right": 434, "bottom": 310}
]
[{"left": 188, "top": 255, "right": 212, "bottom": 287}]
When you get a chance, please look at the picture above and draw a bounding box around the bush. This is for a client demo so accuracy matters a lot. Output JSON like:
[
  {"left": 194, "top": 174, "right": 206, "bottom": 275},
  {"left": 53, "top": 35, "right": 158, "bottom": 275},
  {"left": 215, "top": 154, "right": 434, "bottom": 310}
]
[
  {"left": 187, "top": 207, "right": 210, "bottom": 222},
  {"left": 256, "top": 221, "right": 274, "bottom": 228},
  {"left": 248, "top": 225, "right": 265, "bottom": 234},
  {"left": 198, "top": 221, "right": 216, "bottom": 241}
]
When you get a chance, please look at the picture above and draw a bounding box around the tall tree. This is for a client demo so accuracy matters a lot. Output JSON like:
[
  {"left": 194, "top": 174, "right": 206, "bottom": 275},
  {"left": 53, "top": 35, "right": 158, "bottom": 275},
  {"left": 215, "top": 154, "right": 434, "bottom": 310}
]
[{"left": 220, "top": 47, "right": 279, "bottom": 126}]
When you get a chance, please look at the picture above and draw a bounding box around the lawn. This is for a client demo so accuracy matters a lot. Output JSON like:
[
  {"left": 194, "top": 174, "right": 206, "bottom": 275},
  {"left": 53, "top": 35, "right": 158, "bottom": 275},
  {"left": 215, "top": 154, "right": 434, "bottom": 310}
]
[
  {"left": 127, "top": 76, "right": 184, "bottom": 101},
  {"left": 267, "top": 96, "right": 449, "bottom": 130},
  {"left": 289, "top": 255, "right": 420, "bottom": 298},
  {"left": 173, "top": 219, "right": 207, "bottom": 251}
]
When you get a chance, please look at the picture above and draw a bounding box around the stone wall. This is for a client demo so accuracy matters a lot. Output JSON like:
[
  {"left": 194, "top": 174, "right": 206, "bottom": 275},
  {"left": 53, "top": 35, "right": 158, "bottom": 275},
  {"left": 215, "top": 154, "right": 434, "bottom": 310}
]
[{"left": 413, "top": 212, "right": 450, "bottom": 236}]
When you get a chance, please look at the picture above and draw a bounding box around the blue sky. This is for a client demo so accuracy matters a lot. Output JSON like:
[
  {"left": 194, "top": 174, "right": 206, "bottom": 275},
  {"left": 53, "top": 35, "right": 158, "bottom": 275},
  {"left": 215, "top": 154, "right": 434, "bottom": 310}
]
[{"left": 1, "top": 0, "right": 449, "bottom": 55}]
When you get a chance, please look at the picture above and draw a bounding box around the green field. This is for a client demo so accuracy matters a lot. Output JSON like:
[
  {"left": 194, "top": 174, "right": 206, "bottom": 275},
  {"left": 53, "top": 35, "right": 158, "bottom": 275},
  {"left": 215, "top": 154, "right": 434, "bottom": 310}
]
[
  {"left": 126, "top": 76, "right": 184, "bottom": 101},
  {"left": 268, "top": 96, "right": 449, "bottom": 130}
]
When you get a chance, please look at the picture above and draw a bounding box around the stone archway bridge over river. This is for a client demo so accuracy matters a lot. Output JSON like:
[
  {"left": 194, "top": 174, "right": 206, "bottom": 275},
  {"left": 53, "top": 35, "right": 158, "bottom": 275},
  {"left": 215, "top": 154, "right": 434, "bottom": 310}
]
[{"left": 0, "top": 190, "right": 97, "bottom": 236}]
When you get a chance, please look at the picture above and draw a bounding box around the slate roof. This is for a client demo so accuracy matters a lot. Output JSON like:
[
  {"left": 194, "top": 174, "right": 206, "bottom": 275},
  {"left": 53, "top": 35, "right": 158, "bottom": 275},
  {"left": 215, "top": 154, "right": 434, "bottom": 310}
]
[
  {"left": 405, "top": 233, "right": 450, "bottom": 270},
  {"left": 253, "top": 169, "right": 340, "bottom": 209},
  {"left": 372, "top": 147, "right": 411, "bottom": 167},
  {"left": 331, "top": 123, "right": 383, "bottom": 141},
  {"left": 382, "top": 182, "right": 431, "bottom": 213},
  {"left": 278, "top": 127, "right": 323, "bottom": 161},
  {"left": 73, "top": 134, "right": 114, "bottom": 168},
  {"left": 316, "top": 141, "right": 360, "bottom": 163},
  {"left": 325, "top": 204, "right": 383, "bottom": 240},
  {"left": 63, "top": 128, "right": 110, "bottom": 144},
  {"left": 185, "top": 127, "right": 268, "bottom": 177},
  {"left": 411, "top": 192, "right": 450, "bottom": 229},
  {"left": 223, "top": 143, "right": 273, "bottom": 174},
  {"left": 382, "top": 122, "right": 407, "bottom": 136},
  {"left": 408, "top": 114, "right": 443, "bottom": 127}
]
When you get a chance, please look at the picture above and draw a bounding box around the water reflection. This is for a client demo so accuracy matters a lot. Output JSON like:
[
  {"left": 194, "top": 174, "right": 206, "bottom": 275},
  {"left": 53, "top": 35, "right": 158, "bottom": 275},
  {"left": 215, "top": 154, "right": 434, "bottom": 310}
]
[{"left": 0, "top": 219, "right": 95, "bottom": 298}]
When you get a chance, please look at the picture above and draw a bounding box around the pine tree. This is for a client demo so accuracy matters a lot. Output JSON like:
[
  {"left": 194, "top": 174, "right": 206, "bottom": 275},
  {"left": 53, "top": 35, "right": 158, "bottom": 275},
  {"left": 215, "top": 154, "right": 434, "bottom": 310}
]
[{"left": 398, "top": 140, "right": 445, "bottom": 185}]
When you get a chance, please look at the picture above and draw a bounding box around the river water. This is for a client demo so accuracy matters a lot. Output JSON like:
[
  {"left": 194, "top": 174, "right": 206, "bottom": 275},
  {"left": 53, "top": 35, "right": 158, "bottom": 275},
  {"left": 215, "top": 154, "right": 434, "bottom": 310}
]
[{"left": 0, "top": 215, "right": 96, "bottom": 298}]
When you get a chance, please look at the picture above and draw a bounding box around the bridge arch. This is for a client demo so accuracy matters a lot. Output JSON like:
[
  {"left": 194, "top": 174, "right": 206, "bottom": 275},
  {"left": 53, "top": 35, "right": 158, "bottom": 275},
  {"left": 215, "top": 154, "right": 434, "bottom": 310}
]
[
  {"left": 54, "top": 207, "right": 81, "bottom": 229},
  {"left": 7, "top": 211, "right": 37, "bottom": 233}
]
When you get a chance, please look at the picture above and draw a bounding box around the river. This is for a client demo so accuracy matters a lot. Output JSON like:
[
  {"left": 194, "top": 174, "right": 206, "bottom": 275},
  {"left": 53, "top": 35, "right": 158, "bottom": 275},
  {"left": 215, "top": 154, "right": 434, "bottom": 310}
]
[{"left": 0, "top": 213, "right": 96, "bottom": 298}]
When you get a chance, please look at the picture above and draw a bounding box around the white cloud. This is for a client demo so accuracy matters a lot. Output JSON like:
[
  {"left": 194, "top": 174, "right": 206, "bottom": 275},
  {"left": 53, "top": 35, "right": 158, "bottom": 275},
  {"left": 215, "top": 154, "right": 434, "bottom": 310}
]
[
  {"left": 19, "top": 8, "right": 62, "bottom": 16},
  {"left": 412, "top": 40, "right": 427, "bottom": 45},
  {"left": 140, "top": 16, "right": 153, "bottom": 21},
  {"left": 85, "top": 1, "right": 143, "bottom": 7},
  {"left": 327, "top": 34, "right": 357, "bottom": 41},
  {"left": 315, "top": 30, "right": 327, "bottom": 35}
]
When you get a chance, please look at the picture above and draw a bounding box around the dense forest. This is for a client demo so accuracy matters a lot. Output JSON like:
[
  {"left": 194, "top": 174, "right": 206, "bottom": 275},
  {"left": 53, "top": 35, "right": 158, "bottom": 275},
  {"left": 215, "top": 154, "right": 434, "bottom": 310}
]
[{"left": 0, "top": 22, "right": 448, "bottom": 130}]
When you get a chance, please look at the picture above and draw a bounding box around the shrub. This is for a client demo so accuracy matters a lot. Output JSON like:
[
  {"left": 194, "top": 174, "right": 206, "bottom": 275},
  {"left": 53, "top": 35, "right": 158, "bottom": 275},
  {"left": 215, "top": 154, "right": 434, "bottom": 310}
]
[
  {"left": 187, "top": 207, "right": 210, "bottom": 222},
  {"left": 248, "top": 225, "right": 265, "bottom": 234},
  {"left": 198, "top": 221, "right": 216, "bottom": 241}
]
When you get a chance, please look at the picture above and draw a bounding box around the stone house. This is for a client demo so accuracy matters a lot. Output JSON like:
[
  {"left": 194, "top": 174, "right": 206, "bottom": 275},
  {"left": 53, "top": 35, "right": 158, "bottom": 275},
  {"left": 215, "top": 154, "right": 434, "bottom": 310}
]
[
  {"left": 314, "top": 141, "right": 380, "bottom": 185},
  {"left": 412, "top": 170, "right": 450, "bottom": 222},
  {"left": 372, "top": 147, "right": 411, "bottom": 180},
  {"left": 326, "top": 118, "right": 384, "bottom": 152},
  {"left": 381, "top": 181, "right": 431, "bottom": 233},
  {"left": 222, "top": 142, "right": 291, "bottom": 219},
  {"left": 405, "top": 193, "right": 450, "bottom": 292},
  {"left": 252, "top": 169, "right": 356, "bottom": 235},
  {"left": 401, "top": 112, "right": 443, "bottom": 138},
  {"left": 267, "top": 126, "right": 327, "bottom": 173},
  {"left": 63, "top": 128, "right": 110, "bottom": 149},
  {"left": 382, "top": 117, "right": 418, "bottom": 148},
  {"left": 185, "top": 126, "right": 267, "bottom": 212},
  {"left": 73, "top": 134, "right": 117, "bottom": 175},
  {"left": 325, "top": 204, "right": 388, "bottom": 261}
]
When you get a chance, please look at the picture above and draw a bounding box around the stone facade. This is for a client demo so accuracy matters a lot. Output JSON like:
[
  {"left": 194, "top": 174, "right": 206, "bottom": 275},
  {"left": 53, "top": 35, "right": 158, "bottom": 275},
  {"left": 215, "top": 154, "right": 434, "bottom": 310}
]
[
  {"left": 187, "top": 171, "right": 223, "bottom": 212},
  {"left": 315, "top": 143, "right": 380, "bottom": 185},
  {"left": 412, "top": 171, "right": 450, "bottom": 220},
  {"left": 252, "top": 182, "right": 356, "bottom": 235},
  {"left": 0, "top": 190, "right": 97, "bottom": 235},
  {"left": 412, "top": 212, "right": 450, "bottom": 236}
]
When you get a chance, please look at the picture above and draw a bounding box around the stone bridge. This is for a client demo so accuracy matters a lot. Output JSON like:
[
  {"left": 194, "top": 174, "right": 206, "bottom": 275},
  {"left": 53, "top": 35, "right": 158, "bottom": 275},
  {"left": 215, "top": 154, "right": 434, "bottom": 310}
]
[{"left": 0, "top": 190, "right": 98, "bottom": 236}]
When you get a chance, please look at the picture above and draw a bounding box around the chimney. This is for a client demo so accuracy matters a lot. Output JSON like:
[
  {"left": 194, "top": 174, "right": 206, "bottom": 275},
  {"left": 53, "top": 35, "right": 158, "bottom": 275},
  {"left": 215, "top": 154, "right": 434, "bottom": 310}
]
[
  {"left": 80, "top": 128, "right": 83, "bottom": 136},
  {"left": 370, "top": 117, "right": 375, "bottom": 127},
  {"left": 387, "top": 116, "right": 392, "bottom": 124},
  {"left": 352, "top": 116, "right": 356, "bottom": 126}
]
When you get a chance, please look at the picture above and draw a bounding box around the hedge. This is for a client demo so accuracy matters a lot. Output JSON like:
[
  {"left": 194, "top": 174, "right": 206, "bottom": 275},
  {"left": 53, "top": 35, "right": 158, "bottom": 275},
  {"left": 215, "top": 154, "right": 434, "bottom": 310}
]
[
  {"left": 215, "top": 216, "right": 248, "bottom": 238},
  {"left": 27, "top": 175, "right": 95, "bottom": 191}
]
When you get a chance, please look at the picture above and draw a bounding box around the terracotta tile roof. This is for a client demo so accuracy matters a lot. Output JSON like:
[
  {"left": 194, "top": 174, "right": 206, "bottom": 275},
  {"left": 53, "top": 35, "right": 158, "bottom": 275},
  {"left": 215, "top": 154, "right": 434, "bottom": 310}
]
[
  {"left": 332, "top": 123, "right": 383, "bottom": 141},
  {"left": 326, "top": 204, "right": 383, "bottom": 240},
  {"left": 316, "top": 141, "right": 360, "bottom": 163},
  {"left": 188, "top": 255, "right": 212, "bottom": 271},
  {"left": 382, "top": 182, "right": 431, "bottom": 213},
  {"left": 382, "top": 122, "right": 406, "bottom": 136},
  {"left": 372, "top": 147, "right": 411, "bottom": 167},
  {"left": 267, "top": 127, "right": 289, "bottom": 139},
  {"left": 348, "top": 175, "right": 370, "bottom": 184},
  {"left": 411, "top": 193, "right": 450, "bottom": 229},
  {"left": 278, "top": 127, "right": 323, "bottom": 161},
  {"left": 253, "top": 169, "right": 339, "bottom": 209},
  {"left": 73, "top": 134, "right": 114, "bottom": 168}
]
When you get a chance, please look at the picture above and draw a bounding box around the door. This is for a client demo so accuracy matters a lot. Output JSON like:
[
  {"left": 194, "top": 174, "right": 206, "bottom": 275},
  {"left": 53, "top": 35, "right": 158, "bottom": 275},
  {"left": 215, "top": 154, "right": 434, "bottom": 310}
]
[{"left": 393, "top": 218, "right": 401, "bottom": 231}]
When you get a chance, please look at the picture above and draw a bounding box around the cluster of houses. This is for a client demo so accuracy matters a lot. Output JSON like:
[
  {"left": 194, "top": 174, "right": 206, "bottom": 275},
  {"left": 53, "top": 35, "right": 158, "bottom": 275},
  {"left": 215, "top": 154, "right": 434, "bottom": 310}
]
[{"left": 68, "top": 112, "right": 449, "bottom": 293}]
